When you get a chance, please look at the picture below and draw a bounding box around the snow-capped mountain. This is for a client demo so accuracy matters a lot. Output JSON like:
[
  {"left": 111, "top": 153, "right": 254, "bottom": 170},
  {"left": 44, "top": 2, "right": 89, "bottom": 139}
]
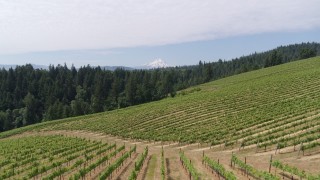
[{"left": 142, "top": 59, "right": 170, "bottom": 69}]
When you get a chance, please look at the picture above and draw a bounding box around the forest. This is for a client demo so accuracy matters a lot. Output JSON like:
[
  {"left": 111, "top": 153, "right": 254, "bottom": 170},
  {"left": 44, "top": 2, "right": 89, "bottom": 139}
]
[{"left": 0, "top": 42, "right": 319, "bottom": 132}]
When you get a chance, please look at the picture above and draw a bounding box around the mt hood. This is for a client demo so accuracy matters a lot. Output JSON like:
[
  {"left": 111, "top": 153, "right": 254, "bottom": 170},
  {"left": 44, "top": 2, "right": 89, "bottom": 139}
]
[{"left": 143, "top": 59, "right": 170, "bottom": 69}]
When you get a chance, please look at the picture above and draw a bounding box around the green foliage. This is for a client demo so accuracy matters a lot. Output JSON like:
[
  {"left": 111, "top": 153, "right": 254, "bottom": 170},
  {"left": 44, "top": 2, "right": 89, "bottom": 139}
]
[
  {"left": 73, "top": 147, "right": 118, "bottom": 179},
  {"left": 180, "top": 151, "right": 200, "bottom": 180},
  {"left": 99, "top": 145, "right": 135, "bottom": 180},
  {"left": 299, "top": 48, "right": 317, "bottom": 59},
  {"left": 128, "top": 146, "right": 148, "bottom": 180},
  {"left": 179, "top": 88, "right": 201, "bottom": 96},
  {"left": 43, "top": 167, "right": 67, "bottom": 180},
  {"left": 134, "top": 146, "right": 148, "bottom": 172},
  {"left": 128, "top": 170, "right": 137, "bottom": 180},
  {"left": 0, "top": 135, "right": 104, "bottom": 179},
  {"left": 231, "top": 154, "right": 279, "bottom": 180},
  {"left": 272, "top": 160, "right": 319, "bottom": 179},
  {"left": 203, "top": 155, "right": 236, "bottom": 180},
  {"left": 265, "top": 50, "right": 283, "bottom": 67},
  {"left": 301, "top": 142, "right": 320, "bottom": 151},
  {"left": 161, "top": 147, "right": 165, "bottom": 180},
  {"left": 307, "top": 175, "right": 320, "bottom": 180}
]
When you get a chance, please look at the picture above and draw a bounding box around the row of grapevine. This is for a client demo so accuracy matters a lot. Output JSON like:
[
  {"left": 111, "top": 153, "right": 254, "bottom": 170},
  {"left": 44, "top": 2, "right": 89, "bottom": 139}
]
[
  {"left": 47, "top": 142, "right": 113, "bottom": 179},
  {"left": 255, "top": 118, "right": 320, "bottom": 148},
  {"left": 301, "top": 142, "right": 320, "bottom": 154},
  {"left": 231, "top": 154, "right": 279, "bottom": 180},
  {"left": 26, "top": 142, "right": 108, "bottom": 179},
  {"left": 128, "top": 146, "right": 148, "bottom": 180},
  {"left": 99, "top": 145, "right": 136, "bottom": 180},
  {"left": 179, "top": 151, "right": 200, "bottom": 180},
  {"left": 0, "top": 135, "right": 102, "bottom": 179},
  {"left": 0, "top": 135, "right": 144, "bottom": 180},
  {"left": 203, "top": 155, "right": 237, "bottom": 180},
  {"left": 70, "top": 144, "right": 122, "bottom": 180},
  {"left": 161, "top": 147, "right": 166, "bottom": 180},
  {"left": 271, "top": 160, "right": 320, "bottom": 180}
]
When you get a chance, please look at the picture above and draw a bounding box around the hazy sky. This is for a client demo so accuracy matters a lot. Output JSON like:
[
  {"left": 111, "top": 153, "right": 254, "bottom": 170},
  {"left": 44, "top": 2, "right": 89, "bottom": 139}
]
[{"left": 0, "top": 0, "right": 320, "bottom": 67}]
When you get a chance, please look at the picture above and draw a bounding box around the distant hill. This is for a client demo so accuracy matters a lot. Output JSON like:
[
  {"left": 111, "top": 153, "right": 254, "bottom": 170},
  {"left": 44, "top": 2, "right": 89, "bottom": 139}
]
[
  {"left": 0, "top": 64, "right": 135, "bottom": 71},
  {"left": 0, "top": 64, "right": 49, "bottom": 70},
  {"left": 0, "top": 59, "right": 173, "bottom": 71},
  {"left": 100, "top": 66, "right": 135, "bottom": 71}
]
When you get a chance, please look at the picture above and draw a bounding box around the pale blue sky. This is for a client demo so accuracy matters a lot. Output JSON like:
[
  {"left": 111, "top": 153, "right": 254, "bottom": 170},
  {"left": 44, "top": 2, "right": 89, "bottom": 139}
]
[
  {"left": 0, "top": 0, "right": 320, "bottom": 67},
  {"left": 1, "top": 30, "right": 319, "bottom": 67}
]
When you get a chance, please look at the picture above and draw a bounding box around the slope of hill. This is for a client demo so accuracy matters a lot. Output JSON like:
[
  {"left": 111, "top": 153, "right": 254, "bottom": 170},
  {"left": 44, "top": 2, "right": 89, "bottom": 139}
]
[
  {"left": 44, "top": 57, "right": 320, "bottom": 147},
  {"left": 2, "top": 56, "right": 320, "bottom": 148},
  {"left": 1, "top": 57, "right": 320, "bottom": 179}
]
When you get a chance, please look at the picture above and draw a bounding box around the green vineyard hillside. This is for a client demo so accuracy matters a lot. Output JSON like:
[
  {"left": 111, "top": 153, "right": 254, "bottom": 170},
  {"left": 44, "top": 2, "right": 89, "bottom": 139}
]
[
  {"left": 1, "top": 56, "right": 320, "bottom": 151},
  {"left": 1, "top": 57, "right": 320, "bottom": 179}
]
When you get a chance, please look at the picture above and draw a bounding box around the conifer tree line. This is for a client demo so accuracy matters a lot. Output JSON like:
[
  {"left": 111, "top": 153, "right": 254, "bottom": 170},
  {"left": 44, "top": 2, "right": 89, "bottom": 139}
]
[{"left": 0, "top": 42, "right": 319, "bottom": 132}]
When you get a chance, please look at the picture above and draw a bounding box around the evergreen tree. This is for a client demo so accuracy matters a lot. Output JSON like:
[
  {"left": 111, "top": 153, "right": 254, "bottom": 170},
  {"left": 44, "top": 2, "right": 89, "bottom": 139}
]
[
  {"left": 125, "top": 74, "right": 137, "bottom": 105},
  {"left": 265, "top": 50, "right": 283, "bottom": 67},
  {"left": 71, "top": 86, "right": 90, "bottom": 116},
  {"left": 91, "top": 71, "right": 105, "bottom": 113},
  {"left": 23, "top": 92, "right": 39, "bottom": 125},
  {"left": 4, "top": 109, "right": 13, "bottom": 130},
  {"left": 204, "top": 63, "right": 213, "bottom": 82},
  {"left": 0, "top": 112, "right": 5, "bottom": 131},
  {"left": 299, "top": 48, "right": 316, "bottom": 59}
]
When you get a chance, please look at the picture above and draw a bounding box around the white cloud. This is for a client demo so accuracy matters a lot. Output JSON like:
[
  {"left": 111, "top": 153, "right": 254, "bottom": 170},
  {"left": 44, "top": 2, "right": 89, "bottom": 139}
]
[{"left": 0, "top": 0, "right": 319, "bottom": 54}]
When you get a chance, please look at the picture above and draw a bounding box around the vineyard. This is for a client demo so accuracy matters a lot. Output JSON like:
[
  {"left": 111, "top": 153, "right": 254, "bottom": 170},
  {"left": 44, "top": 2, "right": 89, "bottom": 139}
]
[
  {"left": 0, "top": 134, "right": 142, "bottom": 180},
  {"left": 0, "top": 57, "right": 320, "bottom": 179}
]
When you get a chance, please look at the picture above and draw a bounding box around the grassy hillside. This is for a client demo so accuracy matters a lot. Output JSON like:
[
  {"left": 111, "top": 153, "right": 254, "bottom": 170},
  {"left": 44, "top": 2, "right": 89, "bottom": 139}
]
[{"left": 2, "top": 56, "right": 320, "bottom": 150}]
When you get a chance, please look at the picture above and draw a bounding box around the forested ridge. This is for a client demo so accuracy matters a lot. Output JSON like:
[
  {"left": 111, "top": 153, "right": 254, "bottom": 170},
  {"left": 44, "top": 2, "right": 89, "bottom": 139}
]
[{"left": 0, "top": 42, "right": 319, "bottom": 132}]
